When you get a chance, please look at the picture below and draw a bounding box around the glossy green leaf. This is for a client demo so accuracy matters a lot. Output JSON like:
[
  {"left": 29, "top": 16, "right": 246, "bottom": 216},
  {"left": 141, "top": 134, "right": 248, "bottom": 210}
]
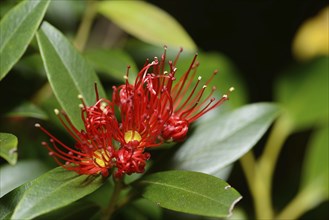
[
  {"left": 97, "top": 1, "right": 196, "bottom": 51},
  {"left": 6, "top": 102, "right": 48, "bottom": 120},
  {"left": 84, "top": 49, "right": 138, "bottom": 82},
  {"left": 0, "top": 0, "right": 50, "bottom": 80},
  {"left": 0, "top": 166, "right": 104, "bottom": 220},
  {"left": 172, "top": 103, "right": 280, "bottom": 175},
  {"left": 36, "top": 22, "right": 106, "bottom": 130},
  {"left": 0, "top": 133, "right": 18, "bottom": 165},
  {"left": 135, "top": 170, "right": 242, "bottom": 218},
  {"left": 301, "top": 126, "right": 328, "bottom": 196},
  {"left": 0, "top": 160, "right": 48, "bottom": 197},
  {"left": 275, "top": 56, "right": 328, "bottom": 131}
]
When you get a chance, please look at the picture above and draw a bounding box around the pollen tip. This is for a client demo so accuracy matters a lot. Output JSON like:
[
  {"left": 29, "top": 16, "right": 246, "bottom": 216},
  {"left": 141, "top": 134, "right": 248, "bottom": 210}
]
[
  {"left": 78, "top": 94, "right": 83, "bottom": 99},
  {"left": 54, "top": 109, "right": 60, "bottom": 115},
  {"left": 79, "top": 104, "right": 84, "bottom": 109},
  {"left": 229, "top": 87, "right": 235, "bottom": 92},
  {"left": 123, "top": 75, "right": 128, "bottom": 80},
  {"left": 203, "top": 85, "right": 207, "bottom": 89},
  {"left": 35, "top": 123, "right": 41, "bottom": 128},
  {"left": 198, "top": 76, "right": 202, "bottom": 80},
  {"left": 223, "top": 94, "right": 228, "bottom": 98}
]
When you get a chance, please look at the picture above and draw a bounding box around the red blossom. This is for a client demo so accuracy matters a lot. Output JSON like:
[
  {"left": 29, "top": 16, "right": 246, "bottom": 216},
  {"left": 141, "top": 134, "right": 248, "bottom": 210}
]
[
  {"left": 115, "top": 146, "right": 150, "bottom": 178},
  {"left": 112, "top": 62, "right": 173, "bottom": 148},
  {"left": 36, "top": 47, "right": 232, "bottom": 178},
  {"left": 35, "top": 110, "right": 115, "bottom": 177},
  {"left": 144, "top": 47, "right": 233, "bottom": 141}
]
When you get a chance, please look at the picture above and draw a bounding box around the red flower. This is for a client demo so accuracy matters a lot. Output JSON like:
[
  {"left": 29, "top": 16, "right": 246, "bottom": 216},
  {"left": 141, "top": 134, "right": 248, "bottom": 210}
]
[
  {"left": 35, "top": 85, "right": 119, "bottom": 177},
  {"left": 115, "top": 146, "right": 150, "bottom": 178},
  {"left": 145, "top": 47, "right": 233, "bottom": 141},
  {"left": 36, "top": 48, "right": 232, "bottom": 178},
  {"left": 112, "top": 62, "right": 173, "bottom": 149}
]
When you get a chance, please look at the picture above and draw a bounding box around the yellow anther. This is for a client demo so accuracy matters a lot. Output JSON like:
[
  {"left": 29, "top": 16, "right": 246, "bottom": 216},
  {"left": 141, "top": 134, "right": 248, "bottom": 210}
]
[
  {"left": 93, "top": 149, "right": 110, "bottom": 168},
  {"left": 124, "top": 130, "right": 142, "bottom": 143}
]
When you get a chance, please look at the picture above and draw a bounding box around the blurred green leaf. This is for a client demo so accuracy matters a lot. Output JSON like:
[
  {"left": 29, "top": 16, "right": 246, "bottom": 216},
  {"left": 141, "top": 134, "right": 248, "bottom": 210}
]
[
  {"left": 36, "top": 21, "right": 106, "bottom": 130},
  {"left": 46, "top": 0, "right": 85, "bottom": 31},
  {"left": 134, "top": 170, "right": 241, "bottom": 218},
  {"left": 175, "top": 51, "right": 248, "bottom": 108},
  {"left": 0, "top": 0, "right": 50, "bottom": 80},
  {"left": 0, "top": 1, "right": 17, "bottom": 18},
  {"left": 301, "top": 126, "right": 328, "bottom": 196},
  {"left": 35, "top": 201, "right": 99, "bottom": 220},
  {"left": 212, "top": 164, "right": 234, "bottom": 180},
  {"left": 124, "top": 39, "right": 183, "bottom": 63},
  {"left": 275, "top": 56, "right": 328, "bottom": 131},
  {"left": 13, "top": 53, "right": 46, "bottom": 77},
  {"left": 85, "top": 179, "right": 114, "bottom": 208},
  {"left": 171, "top": 103, "right": 280, "bottom": 175},
  {"left": 0, "top": 133, "right": 18, "bottom": 165},
  {"left": 6, "top": 102, "right": 48, "bottom": 120},
  {"left": 0, "top": 160, "right": 48, "bottom": 197},
  {"left": 0, "top": 166, "right": 104, "bottom": 220},
  {"left": 225, "top": 208, "right": 247, "bottom": 220},
  {"left": 118, "top": 198, "right": 163, "bottom": 220},
  {"left": 84, "top": 49, "right": 138, "bottom": 82},
  {"left": 97, "top": 1, "right": 196, "bottom": 51}
]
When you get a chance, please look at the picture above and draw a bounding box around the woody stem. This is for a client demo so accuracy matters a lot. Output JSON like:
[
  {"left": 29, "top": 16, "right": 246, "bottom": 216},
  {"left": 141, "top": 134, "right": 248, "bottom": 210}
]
[{"left": 74, "top": 0, "right": 97, "bottom": 51}]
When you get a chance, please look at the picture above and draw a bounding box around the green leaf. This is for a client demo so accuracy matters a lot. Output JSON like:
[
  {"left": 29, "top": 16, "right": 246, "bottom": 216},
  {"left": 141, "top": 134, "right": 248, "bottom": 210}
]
[
  {"left": 172, "top": 103, "right": 280, "bottom": 175},
  {"left": 97, "top": 1, "right": 196, "bottom": 51},
  {"left": 13, "top": 53, "right": 46, "bottom": 77},
  {"left": 301, "top": 126, "right": 329, "bottom": 196},
  {"left": 118, "top": 198, "right": 163, "bottom": 220},
  {"left": 0, "top": 166, "right": 104, "bottom": 220},
  {"left": 6, "top": 102, "right": 48, "bottom": 120},
  {"left": 0, "top": 160, "right": 48, "bottom": 197},
  {"left": 275, "top": 56, "right": 328, "bottom": 131},
  {"left": 134, "top": 170, "right": 242, "bottom": 218},
  {"left": 0, "top": 0, "right": 50, "bottom": 80},
  {"left": 84, "top": 49, "right": 138, "bottom": 82},
  {"left": 36, "top": 21, "right": 106, "bottom": 130},
  {"left": 0, "top": 133, "right": 18, "bottom": 165},
  {"left": 35, "top": 201, "right": 99, "bottom": 220}
]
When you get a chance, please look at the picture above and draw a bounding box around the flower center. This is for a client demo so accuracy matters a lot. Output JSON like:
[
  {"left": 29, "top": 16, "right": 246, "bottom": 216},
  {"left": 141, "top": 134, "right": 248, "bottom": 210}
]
[
  {"left": 93, "top": 149, "right": 111, "bottom": 168},
  {"left": 124, "top": 130, "right": 142, "bottom": 143}
]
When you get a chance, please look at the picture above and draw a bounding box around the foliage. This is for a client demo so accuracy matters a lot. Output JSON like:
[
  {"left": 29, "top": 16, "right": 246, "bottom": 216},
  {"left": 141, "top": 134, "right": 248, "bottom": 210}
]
[{"left": 0, "top": 1, "right": 327, "bottom": 219}]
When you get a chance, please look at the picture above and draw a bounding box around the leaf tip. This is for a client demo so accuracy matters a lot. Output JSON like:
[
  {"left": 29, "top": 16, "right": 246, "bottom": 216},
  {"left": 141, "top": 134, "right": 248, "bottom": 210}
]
[{"left": 228, "top": 195, "right": 243, "bottom": 217}]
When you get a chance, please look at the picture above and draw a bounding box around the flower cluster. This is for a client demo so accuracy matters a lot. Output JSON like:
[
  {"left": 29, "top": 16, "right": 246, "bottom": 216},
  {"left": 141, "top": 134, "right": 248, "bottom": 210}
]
[{"left": 36, "top": 48, "right": 233, "bottom": 178}]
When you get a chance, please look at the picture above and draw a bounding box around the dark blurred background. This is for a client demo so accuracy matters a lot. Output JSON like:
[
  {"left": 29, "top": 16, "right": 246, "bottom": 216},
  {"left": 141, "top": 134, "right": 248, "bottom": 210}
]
[
  {"left": 148, "top": 0, "right": 328, "bottom": 218},
  {"left": 149, "top": 0, "right": 327, "bottom": 102}
]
